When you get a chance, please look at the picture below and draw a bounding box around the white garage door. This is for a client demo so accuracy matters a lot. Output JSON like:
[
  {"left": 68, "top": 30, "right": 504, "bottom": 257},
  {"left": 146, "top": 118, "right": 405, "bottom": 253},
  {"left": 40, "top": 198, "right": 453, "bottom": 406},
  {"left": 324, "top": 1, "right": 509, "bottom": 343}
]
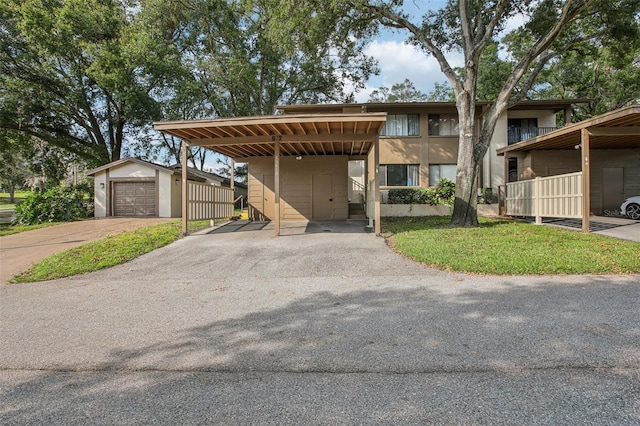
[{"left": 113, "top": 181, "right": 156, "bottom": 217}]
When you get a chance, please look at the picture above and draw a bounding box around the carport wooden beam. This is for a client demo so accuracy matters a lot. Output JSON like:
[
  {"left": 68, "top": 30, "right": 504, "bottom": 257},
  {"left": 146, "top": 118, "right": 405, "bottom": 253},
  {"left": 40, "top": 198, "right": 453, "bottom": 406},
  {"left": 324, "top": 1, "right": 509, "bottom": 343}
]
[
  {"left": 374, "top": 136, "right": 381, "bottom": 235},
  {"left": 182, "top": 142, "right": 188, "bottom": 235},
  {"left": 581, "top": 129, "right": 591, "bottom": 234},
  {"left": 274, "top": 140, "right": 280, "bottom": 236}
]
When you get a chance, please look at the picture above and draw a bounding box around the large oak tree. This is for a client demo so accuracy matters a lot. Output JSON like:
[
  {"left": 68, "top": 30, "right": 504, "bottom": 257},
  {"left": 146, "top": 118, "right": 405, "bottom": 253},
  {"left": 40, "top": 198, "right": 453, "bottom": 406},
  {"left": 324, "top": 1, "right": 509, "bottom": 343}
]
[
  {"left": 0, "top": 0, "right": 186, "bottom": 166},
  {"left": 273, "top": 0, "right": 638, "bottom": 226}
]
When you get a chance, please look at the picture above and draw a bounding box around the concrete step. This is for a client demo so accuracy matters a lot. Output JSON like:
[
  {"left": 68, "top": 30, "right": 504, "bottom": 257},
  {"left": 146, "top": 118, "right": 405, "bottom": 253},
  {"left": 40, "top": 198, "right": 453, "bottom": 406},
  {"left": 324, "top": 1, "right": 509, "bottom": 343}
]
[
  {"left": 348, "top": 214, "right": 367, "bottom": 220},
  {"left": 349, "top": 203, "right": 366, "bottom": 215}
]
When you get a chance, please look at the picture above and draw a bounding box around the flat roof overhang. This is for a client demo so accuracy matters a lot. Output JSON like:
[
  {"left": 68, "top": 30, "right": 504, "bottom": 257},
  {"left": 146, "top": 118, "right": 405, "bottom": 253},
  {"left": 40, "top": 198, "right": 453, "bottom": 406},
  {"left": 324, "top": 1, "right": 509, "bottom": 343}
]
[
  {"left": 154, "top": 112, "right": 387, "bottom": 237},
  {"left": 153, "top": 112, "right": 388, "bottom": 159},
  {"left": 497, "top": 105, "right": 640, "bottom": 155},
  {"left": 277, "top": 99, "right": 589, "bottom": 114}
]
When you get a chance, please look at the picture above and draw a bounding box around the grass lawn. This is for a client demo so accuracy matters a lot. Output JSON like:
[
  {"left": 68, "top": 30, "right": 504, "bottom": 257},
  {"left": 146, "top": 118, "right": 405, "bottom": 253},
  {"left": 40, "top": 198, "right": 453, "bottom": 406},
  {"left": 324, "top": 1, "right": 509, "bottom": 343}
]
[
  {"left": 9, "top": 219, "right": 217, "bottom": 283},
  {"left": 0, "top": 190, "right": 32, "bottom": 210},
  {"left": 383, "top": 216, "right": 640, "bottom": 275},
  {"left": 0, "top": 222, "right": 61, "bottom": 237}
]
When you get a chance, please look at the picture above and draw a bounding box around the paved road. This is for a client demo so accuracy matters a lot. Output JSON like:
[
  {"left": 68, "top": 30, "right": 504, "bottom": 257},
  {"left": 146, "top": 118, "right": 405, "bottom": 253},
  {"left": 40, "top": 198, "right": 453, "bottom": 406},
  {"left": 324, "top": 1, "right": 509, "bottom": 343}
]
[
  {"left": 1, "top": 221, "right": 638, "bottom": 424},
  {"left": 0, "top": 218, "right": 174, "bottom": 283}
]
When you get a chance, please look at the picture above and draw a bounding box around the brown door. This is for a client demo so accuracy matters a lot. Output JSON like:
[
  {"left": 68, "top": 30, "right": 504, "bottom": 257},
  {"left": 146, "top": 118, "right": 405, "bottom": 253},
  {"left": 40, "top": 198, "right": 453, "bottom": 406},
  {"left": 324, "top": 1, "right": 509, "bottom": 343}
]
[
  {"left": 262, "top": 174, "right": 275, "bottom": 220},
  {"left": 312, "top": 174, "right": 333, "bottom": 219},
  {"left": 113, "top": 181, "right": 156, "bottom": 217},
  {"left": 602, "top": 167, "right": 624, "bottom": 214}
]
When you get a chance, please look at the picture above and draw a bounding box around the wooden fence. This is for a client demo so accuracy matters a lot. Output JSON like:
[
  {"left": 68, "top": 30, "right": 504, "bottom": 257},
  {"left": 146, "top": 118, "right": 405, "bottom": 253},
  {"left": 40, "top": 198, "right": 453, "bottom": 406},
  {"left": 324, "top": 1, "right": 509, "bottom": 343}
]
[
  {"left": 506, "top": 172, "right": 582, "bottom": 222},
  {"left": 187, "top": 182, "right": 234, "bottom": 221}
]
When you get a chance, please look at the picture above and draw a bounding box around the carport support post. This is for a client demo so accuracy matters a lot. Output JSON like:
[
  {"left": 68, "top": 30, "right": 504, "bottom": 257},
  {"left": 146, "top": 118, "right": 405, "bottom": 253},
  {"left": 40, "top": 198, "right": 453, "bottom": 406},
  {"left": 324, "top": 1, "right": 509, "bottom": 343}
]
[
  {"left": 503, "top": 154, "right": 510, "bottom": 216},
  {"left": 182, "top": 141, "right": 189, "bottom": 235},
  {"left": 274, "top": 140, "right": 280, "bottom": 236},
  {"left": 374, "top": 136, "right": 381, "bottom": 235},
  {"left": 581, "top": 129, "right": 591, "bottom": 233},
  {"left": 230, "top": 159, "right": 235, "bottom": 190}
]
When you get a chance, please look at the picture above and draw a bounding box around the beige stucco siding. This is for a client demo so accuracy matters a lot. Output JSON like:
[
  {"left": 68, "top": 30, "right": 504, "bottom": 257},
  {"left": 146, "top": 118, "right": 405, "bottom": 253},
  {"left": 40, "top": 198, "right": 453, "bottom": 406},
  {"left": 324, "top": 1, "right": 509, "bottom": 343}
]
[
  {"left": 486, "top": 110, "right": 558, "bottom": 190},
  {"left": 107, "top": 163, "right": 157, "bottom": 178},
  {"left": 248, "top": 156, "right": 349, "bottom": 220},
  {"left": 93, "top": 171, "right": 108, "bottom": 217},
  {"left": 158, "top": 172, "right": 173, "bottom": 217}
]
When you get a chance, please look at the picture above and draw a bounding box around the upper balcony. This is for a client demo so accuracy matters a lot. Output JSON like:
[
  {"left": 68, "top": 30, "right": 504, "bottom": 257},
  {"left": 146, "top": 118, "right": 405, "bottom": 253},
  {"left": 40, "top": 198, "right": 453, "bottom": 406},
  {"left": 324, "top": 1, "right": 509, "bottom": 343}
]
[{"left": 508, "top": 127, "right": 559, "bottom": 145}]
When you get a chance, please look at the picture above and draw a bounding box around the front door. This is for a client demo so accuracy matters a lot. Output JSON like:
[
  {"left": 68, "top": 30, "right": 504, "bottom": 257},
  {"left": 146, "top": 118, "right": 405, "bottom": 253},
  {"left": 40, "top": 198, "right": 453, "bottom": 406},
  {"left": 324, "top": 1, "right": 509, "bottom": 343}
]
[
  {"left": 263, "top": 174, "right": 275, "bottom": 220},
  {"left": 312, "top": 174, "right": 333, "bottom": 219},
  {"left": 602, "top": 167, "right": 624, "bottom": 215}
]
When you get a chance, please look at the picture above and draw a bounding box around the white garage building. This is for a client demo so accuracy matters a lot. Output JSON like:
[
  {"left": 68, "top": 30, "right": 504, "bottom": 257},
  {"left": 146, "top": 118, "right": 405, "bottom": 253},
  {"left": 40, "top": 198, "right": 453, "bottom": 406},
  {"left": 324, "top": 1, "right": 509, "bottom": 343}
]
[{"left": 86, "top": 158, "right": 225, "bottom": 218}]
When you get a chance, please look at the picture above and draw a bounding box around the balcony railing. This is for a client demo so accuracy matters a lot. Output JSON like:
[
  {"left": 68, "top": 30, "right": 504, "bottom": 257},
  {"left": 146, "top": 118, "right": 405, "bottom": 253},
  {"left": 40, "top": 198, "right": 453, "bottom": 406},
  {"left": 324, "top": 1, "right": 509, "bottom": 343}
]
[{"left": 508, "top": 127, "right": 559, "bottom": 145}]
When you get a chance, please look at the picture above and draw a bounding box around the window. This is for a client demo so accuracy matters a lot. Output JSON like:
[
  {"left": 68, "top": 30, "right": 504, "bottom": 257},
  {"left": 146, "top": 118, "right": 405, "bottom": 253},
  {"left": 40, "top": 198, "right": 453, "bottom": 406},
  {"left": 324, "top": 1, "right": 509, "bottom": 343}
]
[
  {"left": 428, "top": 114, "right": 459, "bottom": 136},
  {"left": 508, "top": 118, "right": 538, "bottom": 144},
  {"left": 379, "top": 164, "right": 420, "bottom": 187},
  {"left": 508, "top": 158, "right": 518, "bottom": 182},
  {"left": 428, "top": 164, "right": 457, "bottom": 186},
  {"left": 380, "top": 114, "right": 420, "bottom": 136}
]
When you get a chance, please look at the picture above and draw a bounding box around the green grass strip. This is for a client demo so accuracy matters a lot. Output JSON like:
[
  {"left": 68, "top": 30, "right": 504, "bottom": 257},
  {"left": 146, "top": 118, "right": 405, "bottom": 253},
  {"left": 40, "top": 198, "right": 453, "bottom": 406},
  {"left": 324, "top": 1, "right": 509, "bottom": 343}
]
[
  {"left": 10, "top": 219, "right": 215, "bottom": 283},
  {"left": 0, "top": 222, "right": 61, "bottom": 237},
  {"left": 383, "top": 216, "right": 640, "bottom": 275}
]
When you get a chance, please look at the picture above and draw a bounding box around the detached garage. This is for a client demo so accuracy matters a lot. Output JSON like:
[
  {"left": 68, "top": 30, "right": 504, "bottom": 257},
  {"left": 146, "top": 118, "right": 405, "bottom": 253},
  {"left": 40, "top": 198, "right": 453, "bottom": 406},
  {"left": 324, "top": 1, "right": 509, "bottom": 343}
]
[{"left": 86, "top": 158, "right": 225, "bottom": 218}]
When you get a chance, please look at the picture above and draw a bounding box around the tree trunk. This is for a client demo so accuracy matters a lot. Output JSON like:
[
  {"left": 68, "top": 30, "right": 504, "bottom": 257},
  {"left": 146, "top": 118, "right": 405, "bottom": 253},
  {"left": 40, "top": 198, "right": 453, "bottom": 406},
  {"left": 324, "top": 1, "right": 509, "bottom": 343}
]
[
  {"left": 450, "top": 100, "right": 504, "bottom": 227},
  {"left": 450, "top": 94, "right": 480, "bottom": 227},
  {"left": 9, "top": 184, "right": 15, "bottom": 204}
]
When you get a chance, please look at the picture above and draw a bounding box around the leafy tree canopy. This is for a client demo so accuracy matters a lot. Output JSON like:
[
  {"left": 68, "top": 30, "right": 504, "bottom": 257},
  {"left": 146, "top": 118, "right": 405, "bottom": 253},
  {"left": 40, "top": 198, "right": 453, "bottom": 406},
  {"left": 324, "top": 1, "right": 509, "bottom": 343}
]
[
  {"left": 0, "top": 0, "right": 186, "bottom": 166},
  {"left": 368, "top": 79, "right": 430, "bottom": 102}
]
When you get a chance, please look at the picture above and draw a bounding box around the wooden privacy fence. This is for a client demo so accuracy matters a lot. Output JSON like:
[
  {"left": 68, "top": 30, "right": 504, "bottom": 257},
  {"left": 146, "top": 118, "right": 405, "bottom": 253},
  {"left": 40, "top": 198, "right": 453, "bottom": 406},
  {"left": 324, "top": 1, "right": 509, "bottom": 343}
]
[
  {"left": 187, "top": 182, "right": 234, "bottom": 221},
  {"left": 506, "top": 172, "right": 582, "bottom": 223}
]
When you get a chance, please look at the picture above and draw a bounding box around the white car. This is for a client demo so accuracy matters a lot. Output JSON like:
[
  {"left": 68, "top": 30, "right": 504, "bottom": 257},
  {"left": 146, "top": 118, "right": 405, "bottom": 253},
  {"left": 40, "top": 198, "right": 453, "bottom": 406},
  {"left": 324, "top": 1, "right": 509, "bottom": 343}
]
[{"left": 620, "top": 196, "right": 640, "bottom": 220}]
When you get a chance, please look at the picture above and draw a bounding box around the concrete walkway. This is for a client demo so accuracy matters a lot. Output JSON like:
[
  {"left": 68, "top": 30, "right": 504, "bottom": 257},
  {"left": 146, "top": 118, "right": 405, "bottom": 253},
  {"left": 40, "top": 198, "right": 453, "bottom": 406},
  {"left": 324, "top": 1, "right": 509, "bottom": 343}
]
[
  {"left": 0, "top": 218, "right": 174, "bottom": 283},
  {"left": 1, "top": 220, "right": 638, "bottom": 424}
]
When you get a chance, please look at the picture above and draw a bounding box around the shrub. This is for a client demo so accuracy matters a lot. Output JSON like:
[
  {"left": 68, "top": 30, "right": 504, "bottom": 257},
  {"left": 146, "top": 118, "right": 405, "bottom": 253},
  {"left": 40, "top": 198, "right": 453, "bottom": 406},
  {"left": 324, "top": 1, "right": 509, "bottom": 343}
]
[
  {"left": 387, "top": 179, "right": 455, "bottom": 206},
  {"left": 14, "top": 184, "right": 93, "bottom": 225}
]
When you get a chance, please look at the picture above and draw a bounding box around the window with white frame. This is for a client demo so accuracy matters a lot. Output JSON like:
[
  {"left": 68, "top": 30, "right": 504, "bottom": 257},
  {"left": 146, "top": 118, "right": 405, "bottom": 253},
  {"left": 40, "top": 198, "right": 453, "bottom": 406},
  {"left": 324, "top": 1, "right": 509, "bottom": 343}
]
[
  {"left": 380, "top": 114, "right": 420, "bottom": 136},
  {"left": 428, "top": 114, "right": 459, "bottom": 136},
  {"left": 379, "top": 164, "right": 420, "bottom": 187},
  {"left": 428, "top": 164, "right": 457, "bottom": 186}
]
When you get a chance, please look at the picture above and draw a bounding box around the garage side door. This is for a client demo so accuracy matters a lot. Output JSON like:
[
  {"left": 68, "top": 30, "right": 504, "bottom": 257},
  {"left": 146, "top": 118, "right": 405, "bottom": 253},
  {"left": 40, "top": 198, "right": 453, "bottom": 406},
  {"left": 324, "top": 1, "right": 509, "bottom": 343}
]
[{"left": 113, "top": 181, "right": 156, "bottom": 217}]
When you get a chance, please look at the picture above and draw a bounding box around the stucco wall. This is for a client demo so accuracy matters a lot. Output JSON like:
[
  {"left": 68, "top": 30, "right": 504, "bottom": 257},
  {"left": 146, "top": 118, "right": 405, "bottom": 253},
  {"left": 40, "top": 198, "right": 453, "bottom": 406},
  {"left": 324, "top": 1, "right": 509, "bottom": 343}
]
[
  {"left": 108, "top": 163, "right": 157, "bottom": 178},
  {"left": 158, "top": 172, "right": 173, "bottom": 218},
  {"left": 486, "top": 110, "right": 558, "bottom": 191},
  {"left": 93, "top": 171, "right": 108, "bottom": 218}
]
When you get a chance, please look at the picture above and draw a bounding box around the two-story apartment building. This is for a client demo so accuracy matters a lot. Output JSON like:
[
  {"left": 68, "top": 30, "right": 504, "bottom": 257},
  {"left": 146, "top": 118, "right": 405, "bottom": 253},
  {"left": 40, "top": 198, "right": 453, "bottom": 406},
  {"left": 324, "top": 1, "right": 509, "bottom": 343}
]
[
  {"left": 268, "top": 100, "right": 575, "bottom": 213},
  {"left": 154, "top": 99, "right": 580, "bottom": 234}
]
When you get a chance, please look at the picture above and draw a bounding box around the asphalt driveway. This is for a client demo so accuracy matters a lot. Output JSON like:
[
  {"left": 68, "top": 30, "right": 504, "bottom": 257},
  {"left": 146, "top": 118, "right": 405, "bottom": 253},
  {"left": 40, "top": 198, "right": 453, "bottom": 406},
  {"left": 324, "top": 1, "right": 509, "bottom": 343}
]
[{"left": 1, "top": 220, "right": 639, "bottom": 424}]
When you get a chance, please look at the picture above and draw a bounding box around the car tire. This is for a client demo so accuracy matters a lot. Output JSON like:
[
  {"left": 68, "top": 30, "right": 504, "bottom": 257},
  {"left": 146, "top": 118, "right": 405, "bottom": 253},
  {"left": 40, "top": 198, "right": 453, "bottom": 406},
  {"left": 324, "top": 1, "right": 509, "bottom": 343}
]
[{"left": 625, "top": 203, "right": 640, "bottom": 220}]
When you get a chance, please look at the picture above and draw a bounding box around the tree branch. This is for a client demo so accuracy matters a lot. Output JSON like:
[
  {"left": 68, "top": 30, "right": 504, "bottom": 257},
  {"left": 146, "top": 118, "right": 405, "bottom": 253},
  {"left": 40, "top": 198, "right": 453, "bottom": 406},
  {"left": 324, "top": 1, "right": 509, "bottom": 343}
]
[{"left": 363, "top": 3, "right": 463, "bottom": 95}]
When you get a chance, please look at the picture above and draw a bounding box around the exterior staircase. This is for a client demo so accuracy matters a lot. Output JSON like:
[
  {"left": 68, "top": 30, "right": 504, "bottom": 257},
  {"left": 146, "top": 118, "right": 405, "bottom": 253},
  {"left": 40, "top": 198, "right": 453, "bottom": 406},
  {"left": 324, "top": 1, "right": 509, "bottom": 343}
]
[{"left": 348, "top": 202, "right": 366, "bottom": 220}]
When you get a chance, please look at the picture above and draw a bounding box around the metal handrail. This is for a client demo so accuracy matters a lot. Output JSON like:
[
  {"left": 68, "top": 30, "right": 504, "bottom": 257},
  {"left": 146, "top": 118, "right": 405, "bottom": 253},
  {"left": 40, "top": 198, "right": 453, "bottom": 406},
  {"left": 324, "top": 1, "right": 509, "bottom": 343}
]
[
  {"left": 508, "top": 126, "right": 559, "bottom": 144},
  {"left": 234, "top": 195, "right": 244, "bottom": 212}
]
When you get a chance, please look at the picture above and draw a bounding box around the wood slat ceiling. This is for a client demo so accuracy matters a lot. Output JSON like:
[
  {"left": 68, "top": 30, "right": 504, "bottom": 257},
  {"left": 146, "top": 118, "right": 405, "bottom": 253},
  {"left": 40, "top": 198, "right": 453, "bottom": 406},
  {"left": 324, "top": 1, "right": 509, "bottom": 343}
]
[
  {"left": 498, "top": 105, "right": 640, "bottom": 154},
  {"left": 154, "top": 113, "right": 387, "bottom": 159}
]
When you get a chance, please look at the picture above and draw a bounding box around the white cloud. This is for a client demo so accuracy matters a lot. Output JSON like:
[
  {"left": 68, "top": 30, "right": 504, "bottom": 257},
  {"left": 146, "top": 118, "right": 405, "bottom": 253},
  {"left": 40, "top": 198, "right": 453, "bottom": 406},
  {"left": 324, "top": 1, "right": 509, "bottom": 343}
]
[{"left": 353, "top": 40, "right": 463, "bottom": 102}]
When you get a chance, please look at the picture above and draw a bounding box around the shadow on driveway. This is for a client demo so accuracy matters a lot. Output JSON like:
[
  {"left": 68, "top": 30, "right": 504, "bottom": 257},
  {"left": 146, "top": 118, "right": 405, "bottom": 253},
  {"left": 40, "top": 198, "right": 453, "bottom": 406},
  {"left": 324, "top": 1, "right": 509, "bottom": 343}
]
[{"left": 2, "top": 277, "right": 639, "bottom": 423}]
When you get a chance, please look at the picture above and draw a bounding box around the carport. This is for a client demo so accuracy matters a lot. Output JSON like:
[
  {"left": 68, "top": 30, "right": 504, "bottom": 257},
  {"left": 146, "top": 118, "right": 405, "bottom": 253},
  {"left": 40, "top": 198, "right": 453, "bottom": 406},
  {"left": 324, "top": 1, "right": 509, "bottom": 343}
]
[
  {"left": 154, "top": 113, "right": 387, "bottom": 236},
  {"left": 497, "top": 105, "right": 640, "bottom": 233}
]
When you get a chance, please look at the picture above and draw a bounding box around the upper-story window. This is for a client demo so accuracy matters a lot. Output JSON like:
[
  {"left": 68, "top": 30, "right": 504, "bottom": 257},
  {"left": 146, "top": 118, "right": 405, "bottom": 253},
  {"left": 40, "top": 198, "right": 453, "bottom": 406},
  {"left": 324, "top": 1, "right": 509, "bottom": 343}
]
[
  {"left": 428, "top": 114, "right": 459, "bottom": 136},
  {"left": 380, "top": 114, "right": 420, "bottom": 136}
]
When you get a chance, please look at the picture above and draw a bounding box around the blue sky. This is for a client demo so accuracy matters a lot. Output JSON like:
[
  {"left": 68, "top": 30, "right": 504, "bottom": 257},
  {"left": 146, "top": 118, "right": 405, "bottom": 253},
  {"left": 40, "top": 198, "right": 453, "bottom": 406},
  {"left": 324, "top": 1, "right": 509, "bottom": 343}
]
[{"left": 352, "top": 0, "right": 463, "bottom": 102}]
